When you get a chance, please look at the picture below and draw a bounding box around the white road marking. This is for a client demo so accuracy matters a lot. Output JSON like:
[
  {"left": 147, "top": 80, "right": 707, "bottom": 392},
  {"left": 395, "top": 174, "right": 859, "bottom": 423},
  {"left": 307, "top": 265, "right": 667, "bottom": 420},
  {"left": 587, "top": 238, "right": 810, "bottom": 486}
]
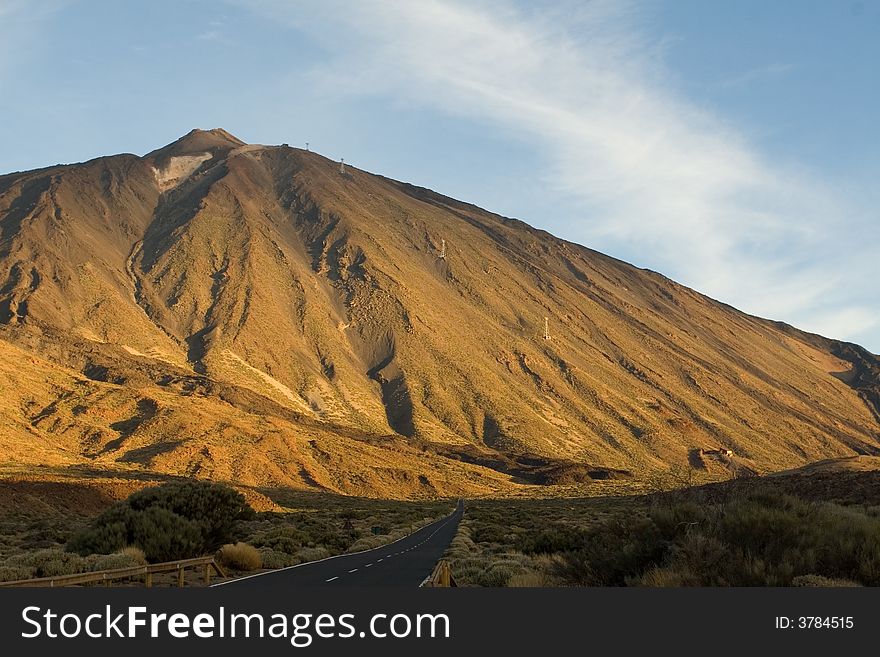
[
  {"left": 326, "top": 577, "right": 338, "bottom": 582},
  {"left": 365, "top": 563, "right": 373, "bottom": 568},
  {"left": 348, "top": 569, "right": 358, "bottom": 573}
]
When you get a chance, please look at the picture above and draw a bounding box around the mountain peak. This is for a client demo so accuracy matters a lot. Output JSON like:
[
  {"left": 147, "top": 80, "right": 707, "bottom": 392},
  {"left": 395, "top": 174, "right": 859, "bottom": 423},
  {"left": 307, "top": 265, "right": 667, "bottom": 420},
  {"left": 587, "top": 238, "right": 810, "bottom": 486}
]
[
  {"left": 146, "top": 128, "right": 246, "bottom": 161},
  {"left": 0, "top": 133, "right": 878, "bottom": 496}
]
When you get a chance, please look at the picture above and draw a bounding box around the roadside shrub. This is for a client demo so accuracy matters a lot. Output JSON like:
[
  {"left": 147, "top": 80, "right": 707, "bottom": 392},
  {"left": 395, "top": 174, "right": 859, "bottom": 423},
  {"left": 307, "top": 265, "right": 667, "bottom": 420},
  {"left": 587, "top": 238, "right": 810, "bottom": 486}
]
[
  {"left": 474, "top": 561, "right": 524, "bottom": 587},
  {"left": 86, "top": 552, "right": 143, "bottom": 571},
  {"left": 446, "top": 526, "right": 476, "bottom": 553},
  {"left": 218, "top": 543, "right": 262, "bottom": 571},
  {"left": 447, "top": 556, "right": 487, "bottom": 585},
  {"left": 252, "top": 527, "right": 302, "bottom": 555},
  {"left": 67, "top": 482, "right": 252, "bottom": 562},
  {"left": 507, "top": 569, "right": 554, "bottom": 587},
  {"left": 650, "top": 502, "right": 708, "bottom": 539},
  {"left": 792, "top": 574, "right": 861, "bottom": 587},
  {"left": 471, "top": 523, "right": 511, "bottom": 545},
  {"left": 552, "top": 493, "right": 880, "bottom": 587},
  {"left": 553, "top": 518, "right": 666, "bottom": 586},
  {"left": 66, "top": 512, "right": 128, "bottom": 557},
  {"left": 662, "top": 533, "right": 728, "bottom": 585},
  {"left": 0, "top": 565, "right": 32, "bottom": 582},
  {"left": 119, "top": 545, "right": 147, "bottom": 565},
  {"left": 517, "top": 525, "right": 589, "bottom": 554},
  {"left": 347, "top": 535, "right": 391, "bottom": 552},
  {"left": 637, "top": 566, "right": 696, "bottom": 587},
  {"left": 259, "top": 548, "right": 296, "bottom": 569},
  {"left": 125, "top": 482, "right": 254, "bottom": 549},
  {"left": 295, "top": 547, "right": 330, "bottom": 564},
  {"left": 27, "top": 549, "right": 89, "bottom": 578}
]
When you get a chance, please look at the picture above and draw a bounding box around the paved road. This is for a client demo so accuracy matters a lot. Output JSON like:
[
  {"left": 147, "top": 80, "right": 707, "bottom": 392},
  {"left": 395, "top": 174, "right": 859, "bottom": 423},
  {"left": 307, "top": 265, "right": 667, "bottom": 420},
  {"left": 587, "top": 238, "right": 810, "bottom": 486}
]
[{"left": 217, "top": 500, "right": 464, "bottom": 587}]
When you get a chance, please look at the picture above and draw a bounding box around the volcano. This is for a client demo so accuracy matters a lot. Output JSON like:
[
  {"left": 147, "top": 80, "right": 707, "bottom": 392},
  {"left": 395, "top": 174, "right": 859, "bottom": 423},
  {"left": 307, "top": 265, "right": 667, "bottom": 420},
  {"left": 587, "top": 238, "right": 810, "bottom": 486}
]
[{"left": 0, "top": 129, "right": 877, "bottom": 497}]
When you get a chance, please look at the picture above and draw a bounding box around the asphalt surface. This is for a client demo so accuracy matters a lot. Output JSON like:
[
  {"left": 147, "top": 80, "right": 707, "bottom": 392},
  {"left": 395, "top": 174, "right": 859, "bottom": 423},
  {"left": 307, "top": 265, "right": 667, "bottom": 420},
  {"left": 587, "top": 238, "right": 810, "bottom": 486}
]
[{"left": 217, "top": 500, "right": 464, "bottom": 587}]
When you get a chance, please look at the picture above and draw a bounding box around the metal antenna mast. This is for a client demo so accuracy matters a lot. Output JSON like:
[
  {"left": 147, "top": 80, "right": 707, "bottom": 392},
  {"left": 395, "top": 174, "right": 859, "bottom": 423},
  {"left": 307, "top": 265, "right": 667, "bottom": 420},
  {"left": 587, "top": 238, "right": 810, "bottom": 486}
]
[
  {"left": 305, "top": 142, "right": 309, "bottom": 151},
  {"left": 543, "top": 316, "right": 551, "bottom": 340},
  {"left": 439, "top": 239, "right": 446, "bottom": 259},
  {"left": 339, "top": 158, "right": 346, "bottom": 174}
]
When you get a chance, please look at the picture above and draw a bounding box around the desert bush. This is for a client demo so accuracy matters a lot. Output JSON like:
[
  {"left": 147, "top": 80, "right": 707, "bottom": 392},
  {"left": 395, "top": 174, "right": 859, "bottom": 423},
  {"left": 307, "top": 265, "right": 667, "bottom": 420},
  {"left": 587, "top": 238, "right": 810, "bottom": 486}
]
[
  {"left": 0, "top": 565, "right": 32, "bottom": 582},
  {"left": 636, "top": 567, "right": 694, "bottom": 587},
  {"left": 791, "top": 574, "right": 861, "bottom": 587},
  {"left": 517, "top": 525, "right": 589, "bottom": 555},
  {"left": 27, "top": 549, "right": 89, "bottom": 578},
  {"left": 295, "top": 547, "right": 330, "bottom": 564},
  {"left": 553, "top": 517, "right": 666, "bottom": 586},
  {"left": 67, "top": 482, "right": 252, "bottom": 562},
  {"left": 470, "top": 523, "right": 512, "bottom": 545},
  {"left": 304, "top": 527, "right": 357, "bottom": 552},
  {"left": 259, "top": 548, "right": 296, "bottom": 569},
  {"left": 252, "top": 526, "right": 302, "bottom": 555},
  {"left": 69, "top": 506, "right": 202, "bottom": 563},
  {"left": 347, "top": 535, "right": 392, "bottom": 552},
  {"left": 451, "top": 562, "right": 485, "bottom": 585},
  {"left": 218, "top": 543, "right": 262, "bottom": 571},
  {"left": 551, "top": 493, "right": 880, "bottom": 587},
  {"left": 119, "top": 545, "right": 147, "bottom": 565},
  {"left": 124, "top": 481, "right": 254, "bottom": 548},
  {"left": 649, "top": 502, "right": 708, "bottom": 539},
  {"left": 66, "top": 511, "right": 129, "bottom": 558},
  {"left": 446, "top": 554, "right": 488, "bottom": 583},
  {"left": 474, "top": 561, "right": 525, "bottom": 587},
  {"left": 86, "top": 552, "right": 143, "bottom": 571},
  {"left": 446, "top": 530, "right": 477, "bottom": 559},
  {"left": 663, "top": 532, "right": 728, "bottom": 584},
  {"left": 508, "top": 569, "right": 554, "bottom": 587}
]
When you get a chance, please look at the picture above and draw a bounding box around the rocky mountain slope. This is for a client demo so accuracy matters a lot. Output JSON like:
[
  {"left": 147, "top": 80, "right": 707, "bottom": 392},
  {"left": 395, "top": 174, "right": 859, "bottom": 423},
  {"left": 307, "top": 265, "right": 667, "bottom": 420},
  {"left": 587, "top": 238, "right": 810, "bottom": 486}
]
[{"left": 0, "top": 129, "right": 877, "bottom": 496}]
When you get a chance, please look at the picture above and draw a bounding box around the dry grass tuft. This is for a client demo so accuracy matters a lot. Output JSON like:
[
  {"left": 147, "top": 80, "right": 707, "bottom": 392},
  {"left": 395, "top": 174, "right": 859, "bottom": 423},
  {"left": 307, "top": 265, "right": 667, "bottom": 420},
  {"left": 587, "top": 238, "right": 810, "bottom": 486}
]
[
  {"left": 118, "top": 545, "right": 147, "bottom": 565},
  {"left": 218, "top": 542, "right": 262, "bottom": 571}
]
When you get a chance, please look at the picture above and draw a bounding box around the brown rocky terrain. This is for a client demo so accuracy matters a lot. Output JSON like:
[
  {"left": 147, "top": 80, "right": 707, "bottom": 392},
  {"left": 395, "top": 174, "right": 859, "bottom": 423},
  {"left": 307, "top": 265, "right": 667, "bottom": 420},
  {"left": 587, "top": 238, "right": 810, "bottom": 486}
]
[{"left": 1, "top": 128, "right": 878, "bottom": 498}]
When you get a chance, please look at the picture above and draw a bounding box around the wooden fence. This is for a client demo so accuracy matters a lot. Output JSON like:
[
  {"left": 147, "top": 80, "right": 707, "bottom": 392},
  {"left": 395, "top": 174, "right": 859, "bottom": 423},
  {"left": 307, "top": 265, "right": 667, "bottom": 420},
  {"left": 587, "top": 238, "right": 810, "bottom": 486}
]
[
  {"left": 0, "top": 555, "right": 226, "bottom": 588},
  {"left": 422, "top": 559, "right": 457, "bottom": 587}
]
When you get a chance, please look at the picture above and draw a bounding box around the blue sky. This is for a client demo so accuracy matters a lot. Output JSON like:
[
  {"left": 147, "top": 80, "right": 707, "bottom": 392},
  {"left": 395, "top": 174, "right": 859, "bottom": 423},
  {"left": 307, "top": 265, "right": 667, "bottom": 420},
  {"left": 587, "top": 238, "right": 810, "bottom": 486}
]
[{"left": 1, "top": 0, "right": 878, "bottom": 351}]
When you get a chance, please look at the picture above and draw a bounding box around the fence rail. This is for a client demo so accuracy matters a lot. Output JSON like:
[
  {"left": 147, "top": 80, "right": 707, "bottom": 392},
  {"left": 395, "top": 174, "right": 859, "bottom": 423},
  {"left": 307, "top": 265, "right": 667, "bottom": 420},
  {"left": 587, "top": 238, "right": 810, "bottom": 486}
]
[{"left": 0, "top": 555, "right": 226, "bottom": 588}]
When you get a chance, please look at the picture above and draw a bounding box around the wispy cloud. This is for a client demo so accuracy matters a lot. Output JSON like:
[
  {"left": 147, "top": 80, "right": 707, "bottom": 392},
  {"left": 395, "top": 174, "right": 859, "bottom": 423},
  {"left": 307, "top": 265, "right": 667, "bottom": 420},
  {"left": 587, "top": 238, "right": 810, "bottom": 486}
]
[
  {"left": 220, "top": 1, "right": 880, "bottom": 346},
  {"left": 196, "top": 17, "right": 228, "bottom": 42},
  {"left": 717, "top": 62, "right": 793, "bottom": 90}
]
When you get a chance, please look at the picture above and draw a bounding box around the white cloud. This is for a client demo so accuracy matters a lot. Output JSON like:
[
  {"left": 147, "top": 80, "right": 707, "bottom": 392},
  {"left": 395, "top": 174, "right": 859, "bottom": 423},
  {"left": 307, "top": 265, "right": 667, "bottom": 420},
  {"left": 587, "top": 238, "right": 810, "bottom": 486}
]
[{"left": 213, "top": 1, "right": 880, "bottom": 347}]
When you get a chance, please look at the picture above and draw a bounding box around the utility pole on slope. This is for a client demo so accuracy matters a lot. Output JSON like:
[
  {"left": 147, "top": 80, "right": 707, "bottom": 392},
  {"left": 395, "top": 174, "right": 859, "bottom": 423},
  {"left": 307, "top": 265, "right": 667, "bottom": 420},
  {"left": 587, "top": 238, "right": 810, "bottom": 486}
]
[
  {"left": 305, "top": 142, "right": 309, "bottom": 151},
  {"left": 340, "top": 158, "right": 346, "bottom": 174},
  {"left": 543, "top": 316, "right": 551, "bottom": 340},
  {"left": 439, "top": 239, "right": 446, "bottom": 259}
]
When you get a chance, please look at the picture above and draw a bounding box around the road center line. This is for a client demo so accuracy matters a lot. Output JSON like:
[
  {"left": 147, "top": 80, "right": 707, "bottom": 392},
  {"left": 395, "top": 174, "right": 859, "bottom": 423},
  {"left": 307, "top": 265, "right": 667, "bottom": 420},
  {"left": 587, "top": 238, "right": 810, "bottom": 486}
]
[
  {"left": 348, "top": 568, "right": 358, "bottom": 573},
  {"left": 325, "top": 576, "right": 338, "bottom": 582}
]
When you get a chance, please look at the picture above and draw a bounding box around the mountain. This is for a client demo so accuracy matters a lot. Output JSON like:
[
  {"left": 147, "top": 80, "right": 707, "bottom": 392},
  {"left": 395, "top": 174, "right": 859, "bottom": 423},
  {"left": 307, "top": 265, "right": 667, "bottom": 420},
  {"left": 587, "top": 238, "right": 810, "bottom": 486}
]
[{"left": 0, "top": 128, "right": 878, "bottom": 497}]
